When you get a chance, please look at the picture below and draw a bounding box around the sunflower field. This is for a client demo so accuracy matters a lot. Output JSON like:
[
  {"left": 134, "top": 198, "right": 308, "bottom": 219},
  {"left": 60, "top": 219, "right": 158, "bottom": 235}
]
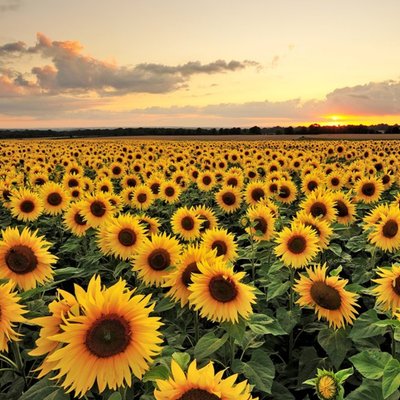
[{"left": 0, "top": 138, "right": 400, "bottom": 400}]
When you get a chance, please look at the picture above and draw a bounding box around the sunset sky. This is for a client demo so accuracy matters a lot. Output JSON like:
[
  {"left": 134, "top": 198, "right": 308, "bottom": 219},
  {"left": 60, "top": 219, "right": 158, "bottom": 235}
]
[{"left": 1, "top": 0, "right": 400, "bottom": 128}]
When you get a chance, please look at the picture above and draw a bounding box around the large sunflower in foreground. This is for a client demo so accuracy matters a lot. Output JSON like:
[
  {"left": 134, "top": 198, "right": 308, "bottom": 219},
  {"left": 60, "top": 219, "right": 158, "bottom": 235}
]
[
  {"left": 0, "top": 227, "right": 57, "bottom": 290},
  {"left": 46, "top": 276, "right": 163, "bottom": 398},
  {"left": 132, "top": 233, "right": 182, "bottom": 287},
  {"left": 274, "top": 223, "right": 320, "bottom": 269},
  {"left": 9, "top": 188, "right": 43, "bottom": 222},
  {"left": 154, "top": 359, "right": 257, "bottom": 400},
  {"left": 188, "top": 258, "right": 256, "bottom": 323},
  {"left": 164, "top": 245, "right": 216, "bottom": 307},
  {"left": 0, "top": 281, "right": 26, "bottom": 352},
  {"left": 371, "top": 265, "right": 400, "bottom": 314},
  {"left": 368, "top": 206, "right": 400, "bottom": 252},
  {"left": 294, "top": 264, "right": 359, "bottom": 329}
]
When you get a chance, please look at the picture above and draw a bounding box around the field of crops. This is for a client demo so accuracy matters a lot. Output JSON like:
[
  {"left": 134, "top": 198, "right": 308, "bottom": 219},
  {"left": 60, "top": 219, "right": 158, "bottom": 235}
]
[{"left": 1, "top": 138, "right": 400, "bottom": 400}]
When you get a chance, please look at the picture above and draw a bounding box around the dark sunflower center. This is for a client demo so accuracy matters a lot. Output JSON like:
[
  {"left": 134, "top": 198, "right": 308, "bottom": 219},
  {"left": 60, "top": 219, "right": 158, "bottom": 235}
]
[
  {"left": 148, "top": 249, "right": 171, "bottom": 271},
  {"left": 310, "top": 202, "right": 327, "bottom": 218},
  {"left": 392, "top": 276, "right": 400, "bottom": 296},
  {"left": 35, "top": 178, "right": 46, "bottom": 185},
  {"left": 178, "top": 389, "right": 220, "bottom": 400},
  {"left": 279, "top": 186, "right": 290, "bottom": 199},
  {"left": 222, "top": 192, "right": 236, "bottom": 206},
  {"left": 90, "top": 200, "right": 106, "bottom": 217},
  {"left": 5, "top": 245, "right": 38, "bottom": 274},
  {"left": 20, "top": 200, "right": 35, "bottom": 213},
  {"left": 254, "top": 217, "right": 267, "bottom": 234},
  {"left": 251, "top": 188, "right": 265, "bottom": 202},
  {"left": 331, "top": 177, "right": 340, "bottom": 186},
  {"left": 112, "top": 166, "right": 121, "bottom": 175},
  {"left": 127, "top": 178, "right": 137, "bottom": 187},
  {"left": 361, "top": 182, "right": 375, "bottom": 196},
  {"left": 212, "top": 240, "right": 228, "bottom": 257},
  {"left": 227, "top": 177, "right": 238, "bottom": 187},
  {"left": 181, "top": 216, "right": 195, "bottom": 231},
  {"left": 209, "top": 275, "right": 237, "bottom": 303},
  {"left": 74, "top": 212, "right": 87, "bottom": 226},
  {"left": 68, "top": 178, "right": 79, "bottom": 188},
  {"left": 307, "top": 181, "right": 318, "bottom": 191},
  {"left": 100, "top": 185, "right": 109, "bottom": 192},
  {"left": 305, "top": 222, "right": 320, "bottom": 236},
  {"left": 181, "top": 262, "right": 200, "bottom": 287},
  {"left": 310, "top": 281, "right": 342, "bottom": 310},
  {"left": 382, "top": 175, "right": 390, "bottom": 184},
  {"left": 150, "top": 183, "right": 160, "bottom": 195},
  {"left": 382, "top": 219, "right": 399, "bottom": 238},
  {"left": 85, "top": 314, "right": 131, "bottom": 358},
  {"left": 3, "top": 189, "right": 11, "bottom": 201},
  {"left": 71, "top": 189, "right": 80, "bottom": 198},
  {"left": 47, "top": 192, "right": 62, "bottom": 206},
  {"left": 287, "top": 235, "right": 307, "bottom": 254},
  {"left": 137, "top": 193, "right": 147, "bottom": 204},
  {"left": 269, "top": 183, "right": 278, "bottom": 193},
  {"left": 335, "top": 200, "right": 349, "bottom": 217},
  {"left": 202, "top": 176, "right": 212, "bottom": 185},
  {"left": 118, "top": 228, "right": 137, "bottom": 246},
  {"left": 165, "top": 186, "right": 175, "bottom": 197},
  {"left": 199, "top": 218, "right": 210, "bottom": 232}
]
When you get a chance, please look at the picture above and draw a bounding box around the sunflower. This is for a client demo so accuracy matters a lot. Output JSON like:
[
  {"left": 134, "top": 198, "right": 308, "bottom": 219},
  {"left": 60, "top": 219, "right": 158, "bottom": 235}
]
[
  {"left": 63, "top": 200, "right": 90, "bottom": 236},
  {"left": 313, "top": 370, "right": 340, "bottom": 400},
  {"left": 194, "top": 205, "right": 219, "bottom": 233},
  {"left": 9, "top": 188, "right": 43, "bottom": 222},
  {"left": 147, "top": 175, "right": 163, "bottom": 198},
  {"left": 159, "top": 180, "right": 182, "bottom": 204},
  {"left": 300, "top": 189, "right": 337, "bottom": 223},
  {"left": 331, "top": 192, "right": 356, "bottom": 225},
  {"left": 40, "top": 182, "right": 70, "bottom": 215},
  {"left": 164, "top": 245, "right": 216, "bottom": 307},
  {"left": 201, "top": 227, "right": 238, "bottom": 262},
  {"left": 131, "top": 184, "right": 154, "bottom": 210},
  {"left": 371, "top": 265, "right": 400, "bottom": 314},
  {"left": 245, "top": 181, "right": 267, "bottom": 206},
  {"left": 171, "top": 207, "right": 201, "bottom": 241},
  {"left": 97, "top": 215, "right": 146, "bottom": 260},
  {"left": 95, "top": 177, "right": 114, "bottom": 193},
  {"left": 132, "top": 233, "right": 182, "bottom": 287},
  {"left": 80, "top": 192, "right": 114, "bottom": 228},
  {"left": 109, "top": 161, "right": 125, "bottom": 178},
  {"left": 0, "top": 281, "right": 26, "bottom": 352},
  {"left": 215, "top": 185, "right": 242, "bottom": 213},
  {"left": 188, "top": 257, "right": 256, "bottom": 323},
  {"left": 368, "top": 206, "right": 400, "bottom": 252},
  {"left": 222, "top": 170, "right": 244, "bottom": 190},
  {"left": 197, "top": 171, "right": 216, "bottom": 192},
  {"left": 301, "top": 172, "right": 324, "bottom": 195},
  {"left": 246, "top": 204, "right": 276, "bottom": 241},
  {"left": 154, "top": 359, "right": 256, "bottom": 400},
  {"left": 294, "top": 264, "right": 359, "bottom": 329},
  {"left": 62, "top": 173, "right": 82, "bottom": 191},
  {"left": 137, "top": 214, "right": 160, "bottom": 236},
  {"left": 121, "top": 174, "right": 141, "bottom": 189},
  {"left": 276, "top": 179, "right": 297, "bottom": 204},
  {"left": 46, "top": 276, "right": 163, "bottom": 397},
  {"left": 0, "top": 227, "right": 57, "bottom": 290},
  {"left": 326, "top": 172, "right": 344, "bottom": 191},
  {"left": 354, "top": 176, "right": 384, "bottom": 203},
  {"left": 29, "top": 288, "right": 79, "bottom": 378},
  {"left": 294, "top": 211, "right": 333, "bottom": 250},
  {"left": 274, "top": 222, "right": 320, "bottom": 269}
]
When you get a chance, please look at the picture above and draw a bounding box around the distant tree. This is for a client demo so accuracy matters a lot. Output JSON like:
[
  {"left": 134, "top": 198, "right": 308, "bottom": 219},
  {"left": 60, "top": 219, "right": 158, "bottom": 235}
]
[{"left": 249, "top": 126, "right": 261, "bottom": 135}]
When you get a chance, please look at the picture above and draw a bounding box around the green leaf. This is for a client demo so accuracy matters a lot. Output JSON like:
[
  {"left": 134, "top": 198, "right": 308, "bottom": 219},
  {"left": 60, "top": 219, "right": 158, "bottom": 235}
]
[
  {"left": 154, "top": 296, "right": 175, "bottom": 313},
  {"left": 335, "top": 367, "right": 354, "bottom": 383},
  {"left": 194, "top": 332, "right": 229, "bottom": 360},
  {"left": 232, "top": 349, "right": 275, "bottom": 394},
  {"left": 271, "top": 380, "right": 295, "bottom": 400},
  {"left": 266, "top": 280, "right": 291, "bottom": 301},
  {"left": 142, "top": 364, "right": 170, "bottom": 383},
  {"left": 329, "top": 243, "right": 342, "bottom": 257},
  {"left": 107, "top": 394, "right": 122, "bottom": 400},
  {"left": 172, "top": 352, "right": 191, "bottom": 370},
  {"left": 19, "top": 378, "right": 66, "bottom": 400},
  {"left": 350, "top": 350, "right": 392, "bottom": 379},
  {"left": 382, "top": 358, "right": 400, "bottom": 399},
  {"left": 350, "top": 310, "right": 387, "bottom": 340},
  {"left": 346, "top": 379, "right": 399, "bottom": 400},
  {"left": 247, "top": 313, "right": 287, "bottom": 336},
  {"left": 318, "top": 327, "right": 352, "bottom": 369},
  {"left": 222, "top": 318, "right": 246, "bottom": 343}
]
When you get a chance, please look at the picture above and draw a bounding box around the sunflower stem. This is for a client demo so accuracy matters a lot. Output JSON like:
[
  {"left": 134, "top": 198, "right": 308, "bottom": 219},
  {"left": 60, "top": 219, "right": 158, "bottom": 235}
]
[
  {"left": 119, "top": 386, "right": 127, "bottom": 400},
  {"left": 194, "top": 311, "right": 200, "bottom": 344},
  {"left": 229, "top": 336, "right": 235, "bottom": 367},
  {"left": 11, "top": 342, "right": 27, "bottom": 387},
  {"left": 0, "top": 353, "right": 19, "bottom": 370},
  {"left": 391, "top": 326, "right": 397, "bottom": 358},
  {"left": 288, "top": 268, "right": 295, "bottom": 363},
  {"left": 249, "top": 230, "right": 256, "bottom": 282}
]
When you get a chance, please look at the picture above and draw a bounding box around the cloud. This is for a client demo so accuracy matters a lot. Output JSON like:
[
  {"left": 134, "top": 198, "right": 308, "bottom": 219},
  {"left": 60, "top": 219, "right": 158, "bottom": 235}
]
[
  {"left": 0, "top": 0, "right": 22, "bottom": 12},
  {"left": 0, "top": 33, "right": 260, "bottom": 96}
]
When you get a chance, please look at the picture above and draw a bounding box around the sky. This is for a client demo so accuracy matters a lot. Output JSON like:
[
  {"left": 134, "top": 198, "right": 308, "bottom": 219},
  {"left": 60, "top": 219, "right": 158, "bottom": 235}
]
[{"left": 0, "top": 0, "right": 400, "bottom": 128}]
